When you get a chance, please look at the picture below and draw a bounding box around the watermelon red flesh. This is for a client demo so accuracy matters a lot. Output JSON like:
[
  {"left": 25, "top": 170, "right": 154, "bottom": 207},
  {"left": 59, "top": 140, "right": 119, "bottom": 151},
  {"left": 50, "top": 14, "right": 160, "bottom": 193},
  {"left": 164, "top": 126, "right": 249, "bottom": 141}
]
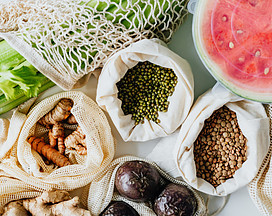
[{"left": 202, "top": 0, "right": 272, "bottom": 93}]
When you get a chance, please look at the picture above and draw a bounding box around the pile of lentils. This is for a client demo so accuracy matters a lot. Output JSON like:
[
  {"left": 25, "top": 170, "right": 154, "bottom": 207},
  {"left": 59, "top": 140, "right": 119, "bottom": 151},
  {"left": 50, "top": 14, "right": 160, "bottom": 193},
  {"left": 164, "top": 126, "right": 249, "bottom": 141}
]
[
  {"left": 116, "top": 61, "right": 178, "bottom": 125},
  {"left": 194, "top": 106, "right": 247, "bottom": 188}
]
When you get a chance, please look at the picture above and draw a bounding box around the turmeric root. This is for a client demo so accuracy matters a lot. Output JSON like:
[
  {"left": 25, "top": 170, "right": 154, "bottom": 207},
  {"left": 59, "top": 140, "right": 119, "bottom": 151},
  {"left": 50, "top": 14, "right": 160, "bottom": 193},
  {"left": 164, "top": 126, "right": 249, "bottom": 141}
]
[
  {"left": 49, "top": 123, "right": 65, "bottom": 154},
  {"left": 23, "top": 190, "right": 90, "bottom": 216},
  {"left": 48, "top": 129, "right": 57, "bottom": 148},
  {"left": 2, "top": 200, "right": 29, "bottom": 216},
  {"left": 57, "top": 137, "right": 65, "bottom": 155},
  {"left": 66, "top": 114, "right": 77, "bottom": 124},
  {"left": 38, "top": 98, "right": 73, "bottom": 127},
  {"left": 64, "top": 126, "right": 87, "bottom": 155},
  {"left": 27, "top": 137, "right": 71, "bottom": 167}
]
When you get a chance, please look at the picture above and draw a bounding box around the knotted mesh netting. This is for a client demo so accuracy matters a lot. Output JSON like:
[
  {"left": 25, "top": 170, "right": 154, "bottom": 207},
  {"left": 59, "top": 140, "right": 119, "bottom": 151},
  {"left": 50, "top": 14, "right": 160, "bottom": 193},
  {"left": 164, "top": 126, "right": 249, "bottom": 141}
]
[{"left": 0, "top": 0, "right": 188, "bottom": 89}]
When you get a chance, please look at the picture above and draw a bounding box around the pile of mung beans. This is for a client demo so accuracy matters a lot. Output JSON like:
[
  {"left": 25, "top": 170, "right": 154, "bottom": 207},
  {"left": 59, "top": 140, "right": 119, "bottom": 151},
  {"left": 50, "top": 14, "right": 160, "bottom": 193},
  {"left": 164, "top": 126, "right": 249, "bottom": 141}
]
[
  {"left": 194, "top": 106, "right": 247, "bottom": 188},
  {"left": 116, "top": 61, "right": 178, "bottom": 125}
]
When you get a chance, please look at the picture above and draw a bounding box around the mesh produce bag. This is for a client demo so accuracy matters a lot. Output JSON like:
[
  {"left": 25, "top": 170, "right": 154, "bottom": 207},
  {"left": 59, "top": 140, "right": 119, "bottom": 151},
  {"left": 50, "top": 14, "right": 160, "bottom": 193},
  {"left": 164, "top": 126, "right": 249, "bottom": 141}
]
[
  {"left": 248, "top": 104, "right": 272, "bottom": 215},
  {"left": 0, "top": 170, "right": 42, "bottom": 213},
  {"left": 0, "top": 0, "right": 188, "bottom": 90},
  {"left": 82, "top": 155, "right": 207, "bottom": 216},
  {"left": 0, "top": 91, "right": 115, "bottom": 193}
]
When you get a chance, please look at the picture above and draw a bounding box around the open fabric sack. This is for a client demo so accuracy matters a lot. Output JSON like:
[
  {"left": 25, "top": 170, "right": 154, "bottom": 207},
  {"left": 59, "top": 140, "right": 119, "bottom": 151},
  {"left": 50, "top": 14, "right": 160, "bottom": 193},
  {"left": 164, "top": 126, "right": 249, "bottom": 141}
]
[
  {"left": 248, "top": 104, "right": 272, "bottom": 216},
  {"left": 0, "top": 0, "right": 188, "bottom": 90},
  {"left": 96, "top": 39, "right": 194, "bottom": 142},
  {"left": 0, "top": 91, "right": 115, "bottom": 192},
  {"left": 81, "top": 155, "right": 207, "bottom": 216},
  {"left": 173, "top": 84, "right": 269, "bottom": 196}
]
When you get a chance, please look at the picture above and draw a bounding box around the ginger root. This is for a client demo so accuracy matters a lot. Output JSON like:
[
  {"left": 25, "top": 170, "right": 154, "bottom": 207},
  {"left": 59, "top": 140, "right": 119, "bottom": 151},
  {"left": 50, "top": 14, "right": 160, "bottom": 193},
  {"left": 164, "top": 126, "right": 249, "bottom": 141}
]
[
  {"left": 38, "top": 98, "right": 73, "bottom": 128},
  {"left": 27, "top": 137, "right": 71, "bottom": 167},
  {"left": 23, "top": 190, "right": 90, "bottom": 216},
  {"left": 49, "top": 122, "right": 65, "bottom": 154},
  {"left": 64, "top": 126, "right": 87, "bottom": 155},
  {"left": 2, "top": 200, "right": 29, "bottom": 216},
  {"left": 51, "top": 196, "right": 90, "bottom": 216}
]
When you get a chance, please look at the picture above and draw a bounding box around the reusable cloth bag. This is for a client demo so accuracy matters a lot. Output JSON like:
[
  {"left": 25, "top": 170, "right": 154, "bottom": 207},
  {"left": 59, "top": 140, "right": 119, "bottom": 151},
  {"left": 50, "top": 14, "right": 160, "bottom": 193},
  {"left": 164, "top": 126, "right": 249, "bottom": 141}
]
[
  {"left": 0, "top": 0, "right": 188, "bottom": 90},
  {"left": 0, "top": 91, "right": 115, "bottom": 193},
  {"left": 174, "top": 84, "right": 270, "bottom": 196},
  {"left": 96, "top": 39, "right": 194, "bottom": 142},
  {"left": 248, "top": 104, "right": 272, "bottom": 215},
  {"left": 82, "top": 156, "right": 207, "bottom": 216}
]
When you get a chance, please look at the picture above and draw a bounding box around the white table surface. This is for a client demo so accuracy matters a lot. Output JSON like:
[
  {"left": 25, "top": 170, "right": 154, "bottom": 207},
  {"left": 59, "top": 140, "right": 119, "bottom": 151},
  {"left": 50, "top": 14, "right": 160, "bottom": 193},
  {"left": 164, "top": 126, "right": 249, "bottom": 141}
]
[{"left": 0, "top": 0, "right": 262, "bottom": 214}]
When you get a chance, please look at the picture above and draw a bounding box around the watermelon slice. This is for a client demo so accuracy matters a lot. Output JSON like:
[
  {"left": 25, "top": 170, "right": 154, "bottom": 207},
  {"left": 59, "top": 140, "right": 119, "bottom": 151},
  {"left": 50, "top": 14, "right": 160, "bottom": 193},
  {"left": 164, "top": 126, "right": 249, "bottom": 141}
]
[{"left": 193, "top": 0, "right": 272, "bottom": 102}]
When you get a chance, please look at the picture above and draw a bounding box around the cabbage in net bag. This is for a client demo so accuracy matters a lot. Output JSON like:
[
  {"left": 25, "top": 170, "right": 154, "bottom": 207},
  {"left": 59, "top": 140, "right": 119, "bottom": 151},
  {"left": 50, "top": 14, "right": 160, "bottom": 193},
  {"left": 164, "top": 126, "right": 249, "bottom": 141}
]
[
  {"left": 82, "top": 155, "right": 207, "bottom": 216},
  {"left": 174, "top": 84, "right": 270, "bottom": 196},
  {"left": 96, "top": 39, "right": 194, "bottom": 142},
  {"left": 0, "top": 0, "right": 188, "bottom": 90},
  {"left": 0, "top": 91, "right": 115, "bottom": 191},
  {"left": 248, "top": 104, "right": 272, "bottom": 215}
]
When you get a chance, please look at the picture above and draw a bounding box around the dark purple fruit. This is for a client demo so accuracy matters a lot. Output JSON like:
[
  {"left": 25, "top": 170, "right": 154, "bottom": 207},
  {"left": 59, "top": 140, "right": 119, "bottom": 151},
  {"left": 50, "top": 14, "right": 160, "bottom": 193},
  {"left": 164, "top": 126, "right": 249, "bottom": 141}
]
[
  {"left": 154, "top": 183, "right": 197, "bottom": 216},
  {"left": 115, "top": 160, "right": 161, "bottom": 202},
  {"left": 100, "top": 201, "right": 139, "bottom": 216}
]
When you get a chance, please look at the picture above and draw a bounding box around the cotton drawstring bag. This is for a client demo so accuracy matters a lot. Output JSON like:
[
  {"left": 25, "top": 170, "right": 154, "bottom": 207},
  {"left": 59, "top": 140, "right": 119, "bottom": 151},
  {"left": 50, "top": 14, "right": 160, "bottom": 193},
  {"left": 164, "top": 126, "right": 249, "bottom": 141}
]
[
  {"left": 96, "top": 39, "right": 194, "bottom": 142},
  {"left": 0, "top": 0, "right": 189, "bottom": 90},
  {"left": 82, "top": 155, "right": 207, "bottom": 216},
  {"left": 173, "top": 84, "right": 269, "bottom": 196},
  {"left": 248, "top": 104, "right": 272, "bottom": 215},
  {"left": 0, "top": 91, "right": 115, "bottom": 191}
]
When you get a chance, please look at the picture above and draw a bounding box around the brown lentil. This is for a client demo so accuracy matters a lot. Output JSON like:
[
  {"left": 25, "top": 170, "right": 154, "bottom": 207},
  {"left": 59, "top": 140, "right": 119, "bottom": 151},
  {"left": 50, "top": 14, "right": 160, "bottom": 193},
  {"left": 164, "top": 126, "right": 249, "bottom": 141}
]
[{"left": 194, "top": 106, "right": 247, "bottom": 188}]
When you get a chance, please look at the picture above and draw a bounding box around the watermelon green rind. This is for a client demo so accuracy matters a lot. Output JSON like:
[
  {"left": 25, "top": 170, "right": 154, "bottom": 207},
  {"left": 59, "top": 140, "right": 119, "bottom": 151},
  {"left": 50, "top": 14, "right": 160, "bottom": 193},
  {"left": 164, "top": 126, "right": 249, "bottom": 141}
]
[{"left": 192, "top": 0, "right": 272, "bottom": 103}]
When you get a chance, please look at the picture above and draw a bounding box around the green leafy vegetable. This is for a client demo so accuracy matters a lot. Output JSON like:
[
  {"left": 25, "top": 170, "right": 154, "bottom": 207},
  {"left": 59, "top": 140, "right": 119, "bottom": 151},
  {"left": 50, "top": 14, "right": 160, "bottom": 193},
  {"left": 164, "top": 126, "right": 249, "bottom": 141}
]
[
  {"left": 0, "top": 40, "right": 25, "bottom": 71},
  {"left": 0, "top": 40, "right": 55, "bottom": 114}
]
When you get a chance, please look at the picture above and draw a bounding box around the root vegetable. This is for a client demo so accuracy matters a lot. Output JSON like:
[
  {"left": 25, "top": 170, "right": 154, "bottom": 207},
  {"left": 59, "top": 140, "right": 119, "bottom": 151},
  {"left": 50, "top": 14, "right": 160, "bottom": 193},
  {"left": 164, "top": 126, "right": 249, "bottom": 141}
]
[
  {"left": 39, "top": 190, "right": 71, "bottom": 204},
  {"left": 38, "top": 98, "right": 73, "bottom": 127},
  {"left": 57, "top": 137, "right": 65, "bottom": 155},
  {"left": 2, "top": 200, "right": 29, "bottom": 216},
  {"left": 49, "top": 122, "right": 65, "bottom": 154},
  {"left": 23, "top": 190, "right": 90, "bottom": 216},
  {"left": 64, "top": 126, "right": 87, "bottom": 155},
  {"left": 27, "top": 136, "right": 71, "bottom": 167},
  {"left": 51, "top": 196, "right": 91, "bottom": 216},
  {"left": 48, "top": 129, "right": 57, "bottom": 148},
  {"left": 66, "top": 114, "right": 77, "bottom": 125}
]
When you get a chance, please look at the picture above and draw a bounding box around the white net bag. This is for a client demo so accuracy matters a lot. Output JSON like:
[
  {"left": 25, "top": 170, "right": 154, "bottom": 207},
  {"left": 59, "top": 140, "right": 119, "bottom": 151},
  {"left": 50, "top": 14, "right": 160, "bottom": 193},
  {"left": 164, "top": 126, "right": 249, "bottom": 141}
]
[
  {"left": 0, "top": 0, "right": 188, "bottom": 90},
  {"left": 82, "top": 155, "right": 207, "bottom": 216},
  {"left": 0, "top": 91, "right": 115, "bottom": 192},
  {"left": 0, "top": 170, "right": 42, "bottom": 213},
  {"left": 248, "top": 104, "right": 272, "bottom": 215}
]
